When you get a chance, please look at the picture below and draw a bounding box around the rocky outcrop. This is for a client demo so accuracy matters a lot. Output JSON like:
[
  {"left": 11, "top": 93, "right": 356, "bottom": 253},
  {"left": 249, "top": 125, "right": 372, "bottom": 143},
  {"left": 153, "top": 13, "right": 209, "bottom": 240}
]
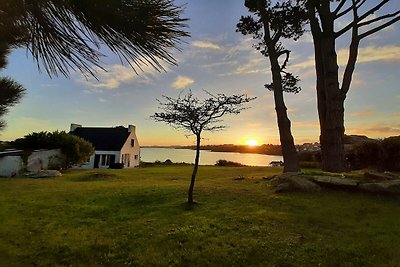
[
  {"left": 272, "top": 172, "right": 321, "bottom": 193},
  {"left": 364, "top": 172, "right": 398, "bottom": 182},
  {"left": 359, "top": 180, "right": 400, "bottom": 194},
  {"left": 311, "top": 176, "right": 359, "bottom": 188},
  {"left": 271, "top": 171, "right": 400, "bottom": 195}
]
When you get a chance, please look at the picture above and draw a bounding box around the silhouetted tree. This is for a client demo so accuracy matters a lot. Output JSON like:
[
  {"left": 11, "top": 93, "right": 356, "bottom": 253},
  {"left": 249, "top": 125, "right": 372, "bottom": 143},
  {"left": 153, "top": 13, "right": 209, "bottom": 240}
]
[
  {"left": 0, "top": 0, "right": 188, "bottom": 131},
  {"left": 237, "top": 0, "right": 307, "bottom": 172},
  {"left": 152, "top": 91, "right": 255, "bottom": 206},
  {"left": 306, "top": 0, "right": 400, "bottom": 172},
  {"left": 1, "top": 0, "right": 189, "bottom": 77},
  {"left": 0, "top": 43, "right": 25, "bottom": 130}
]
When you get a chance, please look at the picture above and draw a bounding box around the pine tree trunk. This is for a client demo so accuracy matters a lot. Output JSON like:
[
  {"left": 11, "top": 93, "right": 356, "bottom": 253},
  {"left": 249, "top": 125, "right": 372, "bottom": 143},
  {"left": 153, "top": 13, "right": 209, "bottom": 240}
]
[
  {"left": 188, "top": 134, "right": 201, "bottom": 205},
  {"left": 318, "top": 34, "right": 346, "bottom": 172},
  {"left": 308, "top": 3, "right": 347, "bottom": 172},
  {"left": 270, "top": 53, "right": 299, "bottom": 173},
  {"left": 258, "top": 0, "right": 299, "bottom": 173}
]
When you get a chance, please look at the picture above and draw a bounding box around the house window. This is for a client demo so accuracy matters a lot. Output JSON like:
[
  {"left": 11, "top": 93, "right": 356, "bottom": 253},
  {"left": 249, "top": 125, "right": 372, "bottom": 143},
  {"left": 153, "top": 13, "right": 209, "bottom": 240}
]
[
  {"left": 122, "top": 153, "right": 130, "bottom": 167},
  {"left": 101, "top": 154, "right": 115, "bottom": 166},
  {"left": 131, "top": 139, "right": 135, "bottom": 147},
  {"left": 134, "top": 155, "right": 138, "bottom": 160}
]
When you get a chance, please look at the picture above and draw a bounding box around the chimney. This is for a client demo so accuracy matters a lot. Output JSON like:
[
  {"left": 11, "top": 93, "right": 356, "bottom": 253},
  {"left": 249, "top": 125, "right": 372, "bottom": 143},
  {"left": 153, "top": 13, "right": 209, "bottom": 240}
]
[
  {"left": 128, "top": 125, "right": 136, "bottom": 133},
  {"left": 70, "top": 123, "right": 82, "bottom": 132}
]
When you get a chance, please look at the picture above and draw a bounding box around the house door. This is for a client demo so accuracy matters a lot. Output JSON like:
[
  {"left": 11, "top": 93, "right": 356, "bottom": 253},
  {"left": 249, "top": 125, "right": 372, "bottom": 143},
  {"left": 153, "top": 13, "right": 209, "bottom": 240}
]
[
  {"left": 94, "top": 155, "right": 100, "bottom": 168},
  {"left": 110, "top": 155, "right": 116, "bottom": 165}
]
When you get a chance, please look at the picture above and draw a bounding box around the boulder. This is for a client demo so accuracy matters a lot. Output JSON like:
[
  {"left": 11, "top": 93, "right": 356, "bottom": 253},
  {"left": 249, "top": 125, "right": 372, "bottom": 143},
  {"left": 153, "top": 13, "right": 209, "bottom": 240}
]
[
  {"left": 263, "top": 174, "right": 278, "bottom": 180},
  {"left": 273, "top": 172, "right": 320, "bottom": 193},
  {"left": 311, "top": 176, "right": 359, "bottom": 188},
  {"left": 364, "top": 172, "right": 398, "bottom": 182},
  {"left": 26, "top": 170, "right": 62, "bottom": 178},
  {"left": 359, "top": 180, "right": 400, "bottom": 194}
]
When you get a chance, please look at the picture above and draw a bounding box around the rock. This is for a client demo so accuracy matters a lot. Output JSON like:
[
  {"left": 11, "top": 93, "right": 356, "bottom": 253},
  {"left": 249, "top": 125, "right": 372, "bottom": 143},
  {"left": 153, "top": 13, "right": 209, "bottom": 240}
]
[
  {"left": 359, "top": 180, "right": 400, "bottom": 194},
  {"left": 263, "top": 174, "right": 278, "bottom": 180},
  {"left": 384, "top": 171, "right": 399, "bottom": 180},
  {"left": 274, "top": 182, "right": 292, "bottom": 193},
  {"left": 311, "top": 176, "right": 359, "bottom": 188},
  {"left": 273, "top": 172, "right": 320, "bottom": 193},
  {"left": 364, "top": 172, "right": 398, "bottom": 182},
  {"left": 26, "top": 170, "right": 62, "bottom": 178}
]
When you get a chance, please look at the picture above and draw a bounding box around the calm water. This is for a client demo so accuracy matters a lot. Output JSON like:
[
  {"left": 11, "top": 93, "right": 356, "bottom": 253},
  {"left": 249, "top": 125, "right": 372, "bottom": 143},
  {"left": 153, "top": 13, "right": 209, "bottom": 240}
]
[{"left": 140, "top": 147, "right": 283, "bottom": 166}]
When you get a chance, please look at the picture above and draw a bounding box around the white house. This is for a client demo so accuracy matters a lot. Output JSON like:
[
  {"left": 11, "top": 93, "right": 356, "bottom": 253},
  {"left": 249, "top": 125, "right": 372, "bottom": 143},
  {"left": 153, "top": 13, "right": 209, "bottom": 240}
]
[
  {"left": 0, "top": 150, "right": 24, "bottom": 177},
  {"left": 70, "top": 124, "right": 140, "bottom": 169}
]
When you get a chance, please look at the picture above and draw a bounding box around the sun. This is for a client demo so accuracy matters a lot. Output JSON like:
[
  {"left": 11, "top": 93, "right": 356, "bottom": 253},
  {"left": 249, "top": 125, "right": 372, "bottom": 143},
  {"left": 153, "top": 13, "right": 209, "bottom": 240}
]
[{"left": 245, "top": 139, "right": 259, "bottom": 146}]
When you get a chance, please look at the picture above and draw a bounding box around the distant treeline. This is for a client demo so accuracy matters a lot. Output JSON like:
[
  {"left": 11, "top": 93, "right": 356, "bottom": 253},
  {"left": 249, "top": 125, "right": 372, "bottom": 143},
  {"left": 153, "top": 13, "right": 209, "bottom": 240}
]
[{"left": 176, "top": 144, "right": 283, "bottom": 156}]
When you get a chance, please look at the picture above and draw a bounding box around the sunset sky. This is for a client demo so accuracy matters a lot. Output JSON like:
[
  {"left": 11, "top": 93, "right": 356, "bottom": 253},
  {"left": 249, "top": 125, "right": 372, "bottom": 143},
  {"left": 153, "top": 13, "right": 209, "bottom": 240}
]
[{"left": 1, "top": 1, "right": 399, "bottom": 146}]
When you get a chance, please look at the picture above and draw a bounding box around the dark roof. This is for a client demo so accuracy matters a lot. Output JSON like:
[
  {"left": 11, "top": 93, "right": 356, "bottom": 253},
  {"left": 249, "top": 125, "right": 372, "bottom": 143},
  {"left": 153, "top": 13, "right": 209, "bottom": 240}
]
[{"left": 71, "top": 126, "right": 130, "bottom": 151}]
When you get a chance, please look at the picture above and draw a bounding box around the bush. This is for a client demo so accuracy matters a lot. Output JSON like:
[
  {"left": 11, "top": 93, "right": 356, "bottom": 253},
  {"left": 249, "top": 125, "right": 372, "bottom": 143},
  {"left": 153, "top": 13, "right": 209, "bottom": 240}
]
[
  {"left": 109, "top": 162, "right": 124, "bottom": 169},
  {"left": 215, "top": 159, "right": 245, "bottom": 167},
  {"left": 299, "top": 161, "right": 320, "bottom": 169},
  {"left": 12, "top": 131, "right": 94, "bottom": 168},
  {"left": 298, "top": 150, "right": 321, "bottom": 163},
  {"left": 347, "top": 141, "right": 381, "bottom": 170},
  {"left": 381, "top": 136, "right": 400, "bottom": 171}
]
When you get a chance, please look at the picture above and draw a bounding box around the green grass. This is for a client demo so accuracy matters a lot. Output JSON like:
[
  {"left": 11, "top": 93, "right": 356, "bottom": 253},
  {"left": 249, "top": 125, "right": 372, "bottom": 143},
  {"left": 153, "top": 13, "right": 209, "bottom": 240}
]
[{"left": 1, "top": 166, "right": 400, "bottom": 266}]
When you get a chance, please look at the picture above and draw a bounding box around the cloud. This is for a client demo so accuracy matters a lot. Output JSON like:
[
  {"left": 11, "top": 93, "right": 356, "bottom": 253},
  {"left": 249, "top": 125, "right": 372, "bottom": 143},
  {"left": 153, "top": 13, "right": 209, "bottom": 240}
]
[
  {"left": 350, "top": 110, "right": 376, "bottom": 117},
  {"left": 191, "top": 41, "right": 221, "bottom": 50},
  {"left": 171, "top": 75, "right": 194, "bottom": 89},
  {"left": 219, "top": 53, "right": 268, "bottom": 76},
  {"left": 347, "top": 122, "right": 400, "bottom": 137},
  {"left": 350, "top": 45, "right": 400, "bottom": 64},
  {"left": 77, "top": 59, "right": 169, "bottom": 90},
  {"left": 292, "top": 45, "right": 400, "bottom": 71},
  {"left": 98, "top": 97, "right": 107, "bottom": 103},
  {"left": 292, "top": 121, "right": 320, "bottom": 128}
]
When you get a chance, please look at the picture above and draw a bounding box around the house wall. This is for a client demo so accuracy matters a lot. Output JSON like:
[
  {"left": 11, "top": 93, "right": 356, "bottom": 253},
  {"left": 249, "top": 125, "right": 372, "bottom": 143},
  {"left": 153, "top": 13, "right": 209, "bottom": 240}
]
[
  {"left": 73, "top": 151, "right": 121, "bottom": 169},
  {"left": 119, "top": 126, "right": 140, "bottom": 167},
  {"left": 27, "top": 149, "right": 64, "bottom": 172},
  {"left": 0, "top": 156, "right": 23, "bottom": 177}
]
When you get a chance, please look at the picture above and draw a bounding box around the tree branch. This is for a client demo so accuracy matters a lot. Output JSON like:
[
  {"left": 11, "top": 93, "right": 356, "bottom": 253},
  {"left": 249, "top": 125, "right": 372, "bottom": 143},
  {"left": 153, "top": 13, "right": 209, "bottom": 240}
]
[
  {"left": 359, "top": 15, "right": 400, "bottom": 39},
  {"left": 335, "top": 0, "right": 366, "bottom": 19},
  {"left": 341, "top": 0, "right": 360, "bottom": 97},
  {"left": 359, "top": 10, "right": 400, "bottom": 27},
  {"left": 335, "top": 0, "right": 391, "bottom": 37},
  {"left": 333, "top": 0, "right": 349, "bottom": 17}
]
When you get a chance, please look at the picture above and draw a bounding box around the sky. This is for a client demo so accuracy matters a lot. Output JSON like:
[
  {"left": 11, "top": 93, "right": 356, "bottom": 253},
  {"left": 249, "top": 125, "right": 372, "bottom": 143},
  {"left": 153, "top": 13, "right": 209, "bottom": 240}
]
[{"left": 1, "top": 0, "right": 400, "bottom": 146}]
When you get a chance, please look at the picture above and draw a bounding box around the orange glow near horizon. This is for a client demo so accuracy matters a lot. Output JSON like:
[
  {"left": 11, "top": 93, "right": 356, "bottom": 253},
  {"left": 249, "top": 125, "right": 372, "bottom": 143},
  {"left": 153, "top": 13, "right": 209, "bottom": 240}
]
[{"left": 244, "top": 139, "right": 260, "bottom": 146}]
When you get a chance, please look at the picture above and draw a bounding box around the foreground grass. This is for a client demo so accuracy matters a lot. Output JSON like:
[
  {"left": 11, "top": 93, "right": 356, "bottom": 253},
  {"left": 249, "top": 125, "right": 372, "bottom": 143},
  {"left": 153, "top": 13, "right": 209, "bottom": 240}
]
[{"left": 0, "top": 166, "right": 400, "bottom": 266}]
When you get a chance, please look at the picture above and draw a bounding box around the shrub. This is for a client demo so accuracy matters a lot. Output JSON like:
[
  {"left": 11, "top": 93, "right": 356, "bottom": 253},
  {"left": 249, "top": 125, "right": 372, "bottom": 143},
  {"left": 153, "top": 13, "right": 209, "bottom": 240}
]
[
  {"left": 299, "top": 161, "right": 320, "bottom": 169},
  {"left": 109, "top": 162, "right": 124, "bottom": 169},
  {"left": 380, "top": 136, "right": 400, "bottom": 171},
  {"left": 164, "top": 159, "right": 173, "bottom": 165},
  {"left": 12, "top": 131, "right": 94, "bottom": 168},
  {"left": 215, "top": 159, "right": 245, "bottom": 167},
  {"left": 347, "top": 141, "right": 381, "bottom": 170}
]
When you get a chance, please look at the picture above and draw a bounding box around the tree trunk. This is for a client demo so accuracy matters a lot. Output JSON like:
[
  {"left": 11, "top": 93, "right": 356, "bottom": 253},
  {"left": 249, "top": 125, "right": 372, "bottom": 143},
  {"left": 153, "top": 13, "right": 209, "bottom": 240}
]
[
  {"left": 269, "top": 53, "right": 299, "bottom": 173},
  {"left": 258, "top": 1, "right": 299, "bottom": 173},
  {"left": 308, "top": 2, "right": 347, "bottom": 172},
  {"left": 188, "top": 134, "right": 201, "bottom": 205},
  {"left": 319, "top": 36, "right": 346, "bottom": 172}
]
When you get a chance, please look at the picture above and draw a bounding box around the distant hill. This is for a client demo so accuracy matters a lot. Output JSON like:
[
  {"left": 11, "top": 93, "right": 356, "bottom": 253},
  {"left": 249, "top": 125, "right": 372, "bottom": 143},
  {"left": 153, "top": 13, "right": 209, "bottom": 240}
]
[{"left": 343, "top": 135, "right": 378, "bottom": 145}]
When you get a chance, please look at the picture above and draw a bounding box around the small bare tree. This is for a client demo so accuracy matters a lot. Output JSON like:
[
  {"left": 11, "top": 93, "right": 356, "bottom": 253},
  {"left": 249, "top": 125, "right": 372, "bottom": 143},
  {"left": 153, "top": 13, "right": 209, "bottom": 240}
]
[{"left": 152, "top": 90, "right": 255, "bottom": 206}]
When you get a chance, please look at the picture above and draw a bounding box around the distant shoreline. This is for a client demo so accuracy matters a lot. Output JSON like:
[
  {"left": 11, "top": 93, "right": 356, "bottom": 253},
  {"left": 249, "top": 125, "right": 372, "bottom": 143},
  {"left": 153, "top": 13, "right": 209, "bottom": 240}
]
[{"left": 141, "top": 144, "right": 283, "bottom": 156}]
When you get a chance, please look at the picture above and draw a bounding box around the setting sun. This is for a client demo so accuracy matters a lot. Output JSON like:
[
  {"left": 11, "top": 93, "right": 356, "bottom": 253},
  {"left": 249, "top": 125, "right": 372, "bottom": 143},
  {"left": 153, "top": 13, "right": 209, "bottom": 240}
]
[{"left": 245, "top": 139, "right": 259, "bottom": 146}]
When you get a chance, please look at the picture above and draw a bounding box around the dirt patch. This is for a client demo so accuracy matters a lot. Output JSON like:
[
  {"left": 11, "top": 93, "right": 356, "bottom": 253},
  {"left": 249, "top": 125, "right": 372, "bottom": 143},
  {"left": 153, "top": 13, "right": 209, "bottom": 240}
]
[{"left": 72, "top": 172, "right": 118, "bottom": 181}]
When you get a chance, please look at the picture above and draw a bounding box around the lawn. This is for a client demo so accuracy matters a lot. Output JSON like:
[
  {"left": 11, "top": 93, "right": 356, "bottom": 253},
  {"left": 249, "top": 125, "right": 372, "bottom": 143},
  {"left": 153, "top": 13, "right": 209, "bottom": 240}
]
[{"left": 1, "top": 166, "right": 400, "bottom": 266}]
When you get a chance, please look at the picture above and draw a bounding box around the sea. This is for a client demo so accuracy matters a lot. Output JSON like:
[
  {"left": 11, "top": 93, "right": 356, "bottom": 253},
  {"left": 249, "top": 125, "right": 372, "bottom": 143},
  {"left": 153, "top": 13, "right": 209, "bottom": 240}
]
[{"left": 140, "top": 147, "right": 283, "bottom": 167}]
